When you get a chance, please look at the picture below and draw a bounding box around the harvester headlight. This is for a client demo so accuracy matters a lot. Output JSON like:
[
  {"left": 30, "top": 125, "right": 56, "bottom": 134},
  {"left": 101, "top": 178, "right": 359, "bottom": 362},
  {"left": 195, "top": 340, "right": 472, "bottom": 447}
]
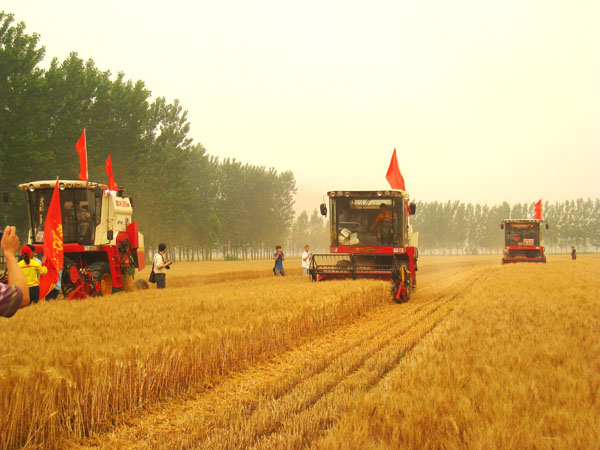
[
  {"left": 384, "top": 191, "right": 390, "bottom": 196},
  {"left": 377, "top": 191, "right": 382, "bottom": 196},
  {"left": 329, "top": 192, "right": 335, "bottom": 197},
  {"left": 59, "top": 183, "right": 65, "bottom": 191},
  {"left": 344, "top": 191, "right": 350, "bottom": 197},
  {"left": 28, "top": 184, "right": 34, "bottom": 192},
  {"left": 337, "top": 191, "right": 343, "bottom": 196}
]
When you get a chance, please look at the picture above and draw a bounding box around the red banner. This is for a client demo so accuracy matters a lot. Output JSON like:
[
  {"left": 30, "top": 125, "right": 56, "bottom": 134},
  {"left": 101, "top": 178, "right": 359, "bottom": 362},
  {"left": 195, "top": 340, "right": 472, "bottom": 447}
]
[
  {"left": 105, "top": 154, "right": 119, "bottom": 191},
  {"left": 76, "top": 129, "right": 88, "bottom": 182},
  {"left": 38, "top": 179, "right": 64, "bottom": 298},
  {"left": 386, "top": 148, "right": 406, "bottom": 191},
  {"left": 535, "top": 199, "right": 542, "bottom": 220}
]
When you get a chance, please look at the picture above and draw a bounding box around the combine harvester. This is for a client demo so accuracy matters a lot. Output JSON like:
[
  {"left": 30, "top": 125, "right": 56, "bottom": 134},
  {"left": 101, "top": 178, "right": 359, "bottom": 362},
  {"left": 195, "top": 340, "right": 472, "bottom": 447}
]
[
  {"left": 310, "top": 190, "right": 418, "bottom": 302},
  {"left": 18, "top": 180, "right": 145, "bottom": 298},
  {"left": 500, "top": 199, "right": 548, "bottom": 264},
  {"left": 500, "top": 219, "right": 548, "bottom": 264}
]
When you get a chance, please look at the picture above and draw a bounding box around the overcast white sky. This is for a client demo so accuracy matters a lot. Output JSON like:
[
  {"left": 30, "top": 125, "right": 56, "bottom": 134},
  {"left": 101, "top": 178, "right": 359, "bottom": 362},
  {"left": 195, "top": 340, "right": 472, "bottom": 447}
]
[{"left": 4, "top": 0, "right": 599, "bottom": 214}]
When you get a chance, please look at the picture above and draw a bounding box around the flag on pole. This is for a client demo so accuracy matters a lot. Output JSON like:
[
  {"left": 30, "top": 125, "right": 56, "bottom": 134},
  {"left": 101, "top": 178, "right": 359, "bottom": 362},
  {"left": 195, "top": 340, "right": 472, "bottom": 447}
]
[
  {"left": 38, "top": 179, "right": 64, "bottom": 299},
  {"left": 535, "top": 199, "right": 542, "bottom": 220},
  {"left": 386, "top": 148, "right": 406, "bottom": 191},
  {"left": 105, "top": 154, "right": 119, "bottom": 192},
  {"left": 75, "top": 129, "right": 88, "bottom": 182}
]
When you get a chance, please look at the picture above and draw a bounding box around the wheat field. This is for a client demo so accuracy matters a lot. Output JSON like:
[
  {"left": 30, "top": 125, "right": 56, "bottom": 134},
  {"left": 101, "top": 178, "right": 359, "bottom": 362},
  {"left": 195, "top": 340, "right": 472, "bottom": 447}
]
[{"left": 0, "top": 255, "right": 598, "bottom": 449}]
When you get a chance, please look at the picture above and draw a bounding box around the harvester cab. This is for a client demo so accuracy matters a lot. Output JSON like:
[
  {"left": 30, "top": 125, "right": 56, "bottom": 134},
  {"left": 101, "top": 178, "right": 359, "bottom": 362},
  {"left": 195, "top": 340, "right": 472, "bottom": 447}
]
[
  {"left": 310, "top": 190, "right": 418, "bottom": 302},
  {"left": 500, "top": 219, "right": 547, "bottom": 264},
  {"left": 18, "top": 180, "right": 145, "bottom": 298}
]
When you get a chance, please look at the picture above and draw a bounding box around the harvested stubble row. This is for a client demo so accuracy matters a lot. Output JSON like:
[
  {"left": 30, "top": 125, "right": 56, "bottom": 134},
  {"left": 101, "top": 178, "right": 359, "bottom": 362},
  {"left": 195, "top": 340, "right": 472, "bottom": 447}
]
[
  {"left": 316, "top": 255, "right": 600, "bottom": 449},
  {"left": 0, "top": 263, "right": 388, "bottom": 450}
]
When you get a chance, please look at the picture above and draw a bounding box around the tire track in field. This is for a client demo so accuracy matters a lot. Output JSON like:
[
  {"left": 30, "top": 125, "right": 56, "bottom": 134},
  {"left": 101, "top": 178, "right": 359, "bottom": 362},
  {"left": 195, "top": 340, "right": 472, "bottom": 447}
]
[
  {"left": 247, "top": 268, "right": 495, "bottom": 450},
  {"left": 75, "top": 264, "right": 495, "bottom": 450}
]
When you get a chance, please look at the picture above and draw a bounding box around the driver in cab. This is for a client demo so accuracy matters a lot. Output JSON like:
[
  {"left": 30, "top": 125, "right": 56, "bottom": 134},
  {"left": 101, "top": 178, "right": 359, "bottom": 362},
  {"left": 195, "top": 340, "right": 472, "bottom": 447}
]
[{"left": 370, "top": 203, "right": 393, "bottom": 242}]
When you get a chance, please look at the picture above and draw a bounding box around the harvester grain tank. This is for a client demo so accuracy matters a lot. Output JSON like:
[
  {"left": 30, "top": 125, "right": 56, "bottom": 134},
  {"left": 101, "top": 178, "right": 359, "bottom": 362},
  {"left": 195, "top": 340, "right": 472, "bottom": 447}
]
[
  {"left": 500, "top": 219, "right": 548, "bottom": 264},
  {"left": 18, "top": 180, "right": 145, "bottom": 298},
  {"left": 310, "top": 190, "right": 418, "bottom": 302}
]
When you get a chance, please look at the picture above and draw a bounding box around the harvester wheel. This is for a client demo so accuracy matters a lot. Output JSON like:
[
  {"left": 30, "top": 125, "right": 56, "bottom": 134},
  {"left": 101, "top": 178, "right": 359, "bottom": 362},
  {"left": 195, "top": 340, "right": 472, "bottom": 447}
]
[
  {"left": 89, "top": 262, "right": 113, "bottom": 297},
  {"left": 391, "top": 264, "right": 411, "bottom": 304}
]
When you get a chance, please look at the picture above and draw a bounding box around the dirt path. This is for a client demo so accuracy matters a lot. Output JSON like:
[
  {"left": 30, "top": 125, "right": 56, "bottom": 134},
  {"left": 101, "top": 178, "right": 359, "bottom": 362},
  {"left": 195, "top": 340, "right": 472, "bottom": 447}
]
[{"left": 73, "top": 258, "right": 497, "bottom": 449}]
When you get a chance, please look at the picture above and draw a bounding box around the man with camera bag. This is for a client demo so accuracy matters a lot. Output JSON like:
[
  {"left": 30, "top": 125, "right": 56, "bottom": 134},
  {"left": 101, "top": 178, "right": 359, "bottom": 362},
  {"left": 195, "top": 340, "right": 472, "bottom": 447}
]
[{"left": 152, "top": 243, "right": 172, "bottom": 289}]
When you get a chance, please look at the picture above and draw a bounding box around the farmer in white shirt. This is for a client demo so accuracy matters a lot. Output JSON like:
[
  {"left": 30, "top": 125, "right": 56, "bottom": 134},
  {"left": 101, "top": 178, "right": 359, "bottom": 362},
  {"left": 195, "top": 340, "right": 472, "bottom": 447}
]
[
  {"left": 153, "top": 243, "right": 172, "bottom": 289},
  {"left": 301, "top": 245, "right": 312, "bottom": 276}
]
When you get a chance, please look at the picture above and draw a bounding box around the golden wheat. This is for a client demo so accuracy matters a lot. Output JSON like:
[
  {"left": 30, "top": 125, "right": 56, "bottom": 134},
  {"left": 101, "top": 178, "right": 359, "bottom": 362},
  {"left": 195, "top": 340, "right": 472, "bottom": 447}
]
[
  {"left": 315, "top": 255, "right": 600, "bottom": 449},
  {"left": 2, "top": 255, "right": 597, "bottom": 449},
  {"left": 0, "top": 262, "right": 387, "bottom": 449}
]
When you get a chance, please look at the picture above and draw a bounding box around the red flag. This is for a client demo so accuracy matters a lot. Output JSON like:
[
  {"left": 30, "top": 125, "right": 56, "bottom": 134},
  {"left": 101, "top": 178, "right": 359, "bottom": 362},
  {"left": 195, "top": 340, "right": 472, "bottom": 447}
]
[
  {"left": 105, "top": 154, "right": 119, "bottom": 191},
  {"left": 39, "top": 179, "right": 64, "bottom": 299},
  {"left": 76, "top": 129, "right": 88, "bottom": 182},
  {"left": 386, "top": 148, "right": 406, "bottom": 190},
  {"left": 534, "top": 199, "right": 542, "bottom": 220}
]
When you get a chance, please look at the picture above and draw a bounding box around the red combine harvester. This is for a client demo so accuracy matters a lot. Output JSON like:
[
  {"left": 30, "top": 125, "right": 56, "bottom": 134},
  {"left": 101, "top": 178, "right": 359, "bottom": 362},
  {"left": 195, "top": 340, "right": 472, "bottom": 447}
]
[
  {"left": 310, "top": 190, "right": 418, "bottom": 302},
  {"left": 17, "top": 180, "right": 145, "bottom": 298},
  {"left": 500, "top": 219, "right": 548, "bottom": 264}
]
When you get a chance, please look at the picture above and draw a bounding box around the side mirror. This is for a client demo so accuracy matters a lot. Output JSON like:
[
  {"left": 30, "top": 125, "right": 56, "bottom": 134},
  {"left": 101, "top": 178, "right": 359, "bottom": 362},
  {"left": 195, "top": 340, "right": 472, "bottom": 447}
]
[
  {"left": 409, "top": 202, "right": 416, "bottom": 215},
  {"left": 107, "top": 230, "right": 114, "bottom": 241},
  {"left": 545, "top": 223, "right": 549, "bottom": 230},
  {"left": 500, "top": 223, "right": 504, "bottom": 229},
  {"left": 94, "top": 186, "right": 102, "bottom": 198},
  {"left": 129, "top": 197, "right": 134, "bottom": 207},
  {"left": 2, "top": 191, "right": 8, "bottom": 203},
  {"left": 320, "top": 203, "right": 327, "bottom": 216}
]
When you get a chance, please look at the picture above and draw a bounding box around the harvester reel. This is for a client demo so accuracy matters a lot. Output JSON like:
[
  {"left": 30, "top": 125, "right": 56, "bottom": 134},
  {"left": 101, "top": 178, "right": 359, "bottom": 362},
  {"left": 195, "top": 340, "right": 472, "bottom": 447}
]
[{"left": 62, "top": 260, "right": 112, "bottom": 299}]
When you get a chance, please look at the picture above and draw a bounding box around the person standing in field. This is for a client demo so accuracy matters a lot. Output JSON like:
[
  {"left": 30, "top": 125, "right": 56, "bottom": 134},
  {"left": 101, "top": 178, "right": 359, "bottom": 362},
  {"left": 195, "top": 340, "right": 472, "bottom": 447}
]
[
  {"left": 273, "top": 245, "right": 285, "bottom": 276},
  {"left": 18, "top": 245, "right": 47, "bottom": 304},
  {"left": 571, "top": 246, "right": 577, "bottom": 260},
  {"left": 153, "top": 243, "right": 172, "bottom": 289},
  {"left": 0, "top": 226, "right": 30, "bottom": 318},
  {"left": 301, "top": 245, "right": 311, "bottom": 276}
]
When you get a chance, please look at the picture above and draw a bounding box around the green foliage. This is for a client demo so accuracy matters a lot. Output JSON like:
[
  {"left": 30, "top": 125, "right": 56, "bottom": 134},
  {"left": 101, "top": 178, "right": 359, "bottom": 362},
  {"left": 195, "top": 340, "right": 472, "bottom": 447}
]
[
  {"left": 412, "top": 199, "right": 600, "bottom": 254},
  {"left": 0, "top": 12, "right": 297, "bottom": 259}
]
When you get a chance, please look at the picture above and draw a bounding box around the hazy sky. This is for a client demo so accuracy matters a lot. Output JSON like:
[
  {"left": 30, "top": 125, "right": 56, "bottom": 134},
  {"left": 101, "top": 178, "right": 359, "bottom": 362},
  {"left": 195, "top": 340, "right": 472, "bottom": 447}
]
[{"left": 4, "top": 0, "right": 599, "bottom": 214}]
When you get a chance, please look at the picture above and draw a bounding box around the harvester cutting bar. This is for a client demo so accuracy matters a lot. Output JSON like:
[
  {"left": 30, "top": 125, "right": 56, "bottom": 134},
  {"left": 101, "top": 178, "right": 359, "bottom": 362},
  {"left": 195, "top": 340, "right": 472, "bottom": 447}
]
[{"left": 310, "top": 253, "right": 395, "bottom": 281}]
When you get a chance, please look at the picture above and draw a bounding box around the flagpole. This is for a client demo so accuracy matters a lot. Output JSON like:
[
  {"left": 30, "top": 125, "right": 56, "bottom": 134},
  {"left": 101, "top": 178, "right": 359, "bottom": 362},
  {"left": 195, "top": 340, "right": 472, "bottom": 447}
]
[{"left": 84, "top": 128, "right": 88, "bottom": 181}]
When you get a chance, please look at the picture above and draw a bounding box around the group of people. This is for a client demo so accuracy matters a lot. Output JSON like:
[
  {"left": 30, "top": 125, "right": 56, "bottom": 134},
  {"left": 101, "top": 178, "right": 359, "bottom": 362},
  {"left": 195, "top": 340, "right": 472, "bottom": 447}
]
[{"left": 272, "top": 244, "right": 312, "bottom": 277}]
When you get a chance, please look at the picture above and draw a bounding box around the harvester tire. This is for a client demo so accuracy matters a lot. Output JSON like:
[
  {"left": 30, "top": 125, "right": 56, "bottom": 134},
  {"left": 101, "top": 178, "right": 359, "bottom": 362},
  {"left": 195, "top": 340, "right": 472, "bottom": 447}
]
[{"left": 89, "top": 262, "right": 112, "bottom": 297}]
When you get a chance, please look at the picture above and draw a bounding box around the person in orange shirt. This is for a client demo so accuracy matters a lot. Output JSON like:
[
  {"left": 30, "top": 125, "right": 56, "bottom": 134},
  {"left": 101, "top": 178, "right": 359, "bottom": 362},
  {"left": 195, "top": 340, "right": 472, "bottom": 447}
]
[
  {"left": 17, "top": 246, "right": 47, "bottom": 304},
  {"left": 370, "top": 203, "right": 393, "bottom": 243}
]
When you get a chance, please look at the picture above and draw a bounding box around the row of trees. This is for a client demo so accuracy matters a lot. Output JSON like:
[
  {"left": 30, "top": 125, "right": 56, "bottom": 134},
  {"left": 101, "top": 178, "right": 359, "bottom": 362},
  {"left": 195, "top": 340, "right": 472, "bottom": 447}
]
[
  {"left": 0, "top": 12, "right": 296, "bottom": 259},
  {"left": 412, "top": 199, "right": 600, "bottom": 255},
  {"left": 287, "top": 198, "right": 599, "bottom": 258}
]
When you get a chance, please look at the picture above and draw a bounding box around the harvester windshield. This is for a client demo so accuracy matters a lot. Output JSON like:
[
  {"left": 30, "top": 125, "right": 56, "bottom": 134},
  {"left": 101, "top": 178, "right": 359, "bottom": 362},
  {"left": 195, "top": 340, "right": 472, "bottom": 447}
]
[
  {"left": 330, "top": 196, "right": 405, "bottom": 246},
  {"left": 504, "top": 222, "right": 540, "bottom": 247},
  {"left": 28, "top": 188, "right": 100, "bottom": 245}
]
